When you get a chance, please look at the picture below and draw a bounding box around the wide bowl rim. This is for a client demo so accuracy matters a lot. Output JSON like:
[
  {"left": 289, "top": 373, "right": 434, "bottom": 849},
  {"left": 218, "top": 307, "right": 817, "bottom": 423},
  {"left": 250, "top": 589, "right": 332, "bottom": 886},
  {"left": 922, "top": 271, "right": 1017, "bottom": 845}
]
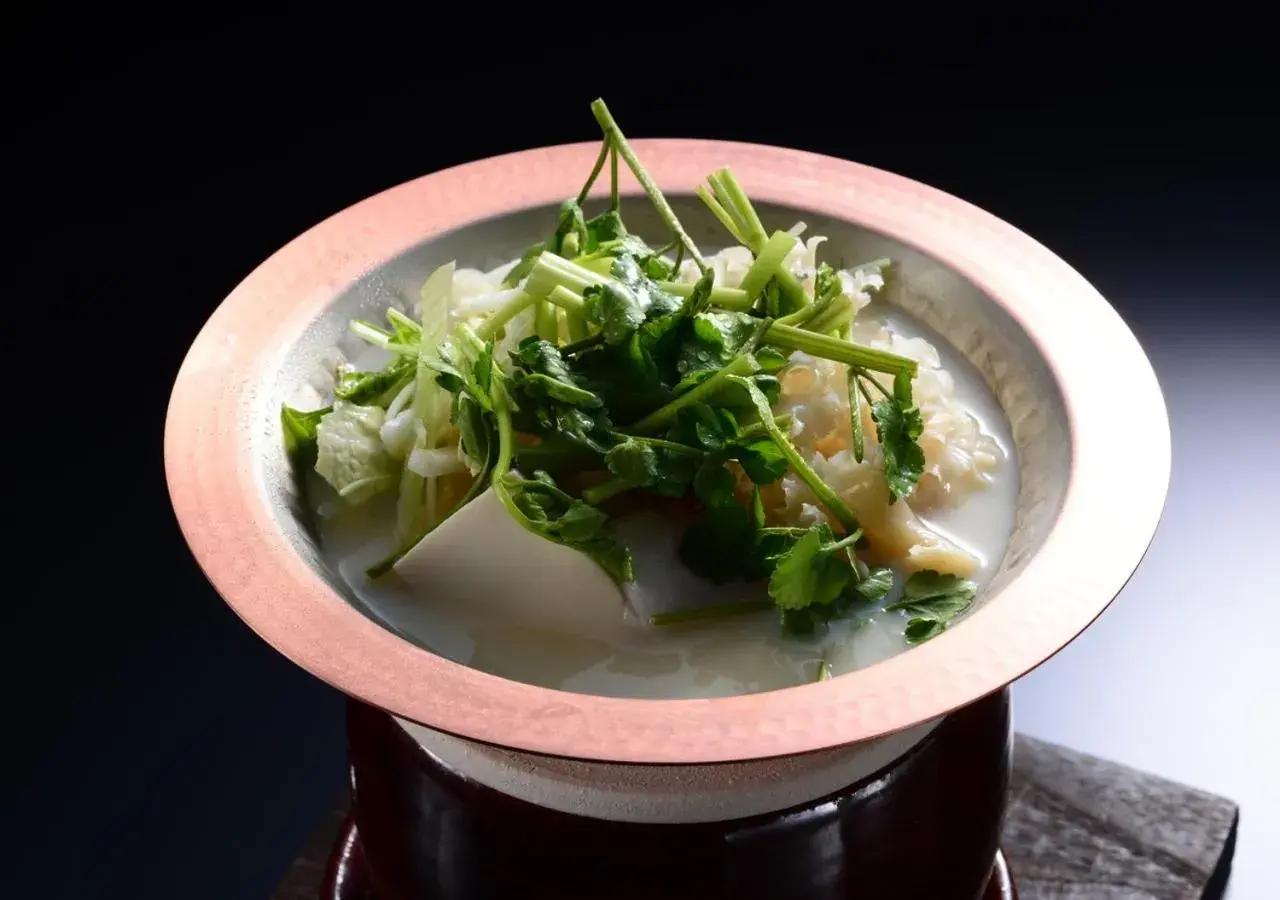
[{"left": 164, "top": 137, "right": 1171, "bottom": 763}]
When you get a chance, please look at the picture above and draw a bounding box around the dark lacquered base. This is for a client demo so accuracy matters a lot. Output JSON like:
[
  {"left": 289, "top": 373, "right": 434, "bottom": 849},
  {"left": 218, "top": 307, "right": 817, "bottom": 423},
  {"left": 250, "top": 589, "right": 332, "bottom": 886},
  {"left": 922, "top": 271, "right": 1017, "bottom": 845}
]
[
  {"left": 341, "top": 689, "right": 1013, "bottom": 900},
  {"left": 321, "top": 820, "right": 1016, "bottom": 900}
]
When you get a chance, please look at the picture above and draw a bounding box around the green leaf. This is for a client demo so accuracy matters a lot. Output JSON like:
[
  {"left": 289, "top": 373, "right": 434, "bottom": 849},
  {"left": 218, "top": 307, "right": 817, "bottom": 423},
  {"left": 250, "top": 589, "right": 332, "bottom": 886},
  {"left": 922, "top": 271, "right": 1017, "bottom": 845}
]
[
  {"left": 454, "top": 394, "right": 493, "bottom": 473},
  {"left": 677, "top": 500, "right": 757, "bottom": 585},
  {"left": 902, "top": 569, "right": 976, "bottom": 602},
  {"left": 677, "top": 371, "right": 779, "bottom": 409},
  {"left": 667, "top": 404, "right": 739, "bottom": 453},
  {"left": 767, "top": 524, "right": 853, "bottom": 611},
  {"left": 754, "top": 346, "right": 790, "bottom": 374},
  {"left": 604, "top": 437, "right": 700, "bottom": 497},
  {"left": 583, "top": 281, "right": 647, "bottom": 345},
  {"left": 677, "top": 310, "right": 759, "bottom": 376},
  {"left": 887, "top": 569, "right": 979, "bottom": 644},
  {"left": 744, "top": 526, "right": 806, "bottom": 581},
  {"left": 509, "top": 337, "right": 612, "bottom": 456},
  {"left": 871, "top": 369, "right": 926, "bottom": 502},
  {"left": 849, "top": 565, "right": 895, "bottom": 604},
  {"left": 334, "top": 357, "right": 416, "bottom": 407},
  {"left": 904, "top": 618, "right": 945, "bottom": 643},
  {"left": 500, "top": 472, "right": 634, "bottom": 583},
  {"left": 584, "top": 209, "right": 627, "bottom": 250},
  {"left": 282, "top": 404, "right": 330, "bottom": 471},
  {"left": 733, "top": 435, "right": 788, "bottom": 485},
  {"left": 553, "top": 199, "right": 588, "bottom": 254},
  {"left": 693, "top": 461, "right": 738, "bottom": 506}
]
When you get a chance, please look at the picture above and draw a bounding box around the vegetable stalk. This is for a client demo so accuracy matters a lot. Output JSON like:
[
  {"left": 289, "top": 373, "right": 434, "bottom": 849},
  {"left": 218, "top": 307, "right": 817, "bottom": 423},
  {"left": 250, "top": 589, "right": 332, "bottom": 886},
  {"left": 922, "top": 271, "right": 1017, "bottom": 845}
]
[{"left": 590, "top": 98, "right": 708, "bottom": 273}]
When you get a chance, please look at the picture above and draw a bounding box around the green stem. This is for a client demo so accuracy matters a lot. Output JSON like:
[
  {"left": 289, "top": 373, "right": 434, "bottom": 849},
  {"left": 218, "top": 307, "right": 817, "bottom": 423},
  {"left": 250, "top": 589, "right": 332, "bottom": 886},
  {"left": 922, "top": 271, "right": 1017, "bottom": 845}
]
[
  {"left": 534, "top": 300, "right": 558, "bottom": 342},
  {"left": 766, "top": 322, "right": 918, "bottom": 376},
  {"left": 739, "top": 230, "right": 799, "bottom": 302},
  {"left": 807, "top": 295, "right": 854, "bottom": 335},
  {"left": 491, "top": 383, "right": 517, "bottom": 482},
  {"left": 382, "top": 342, "right": 423, "bottom": 358},
  {"left": 546, "top": 285, "right": 587, "bottom": 316},
  {"left": 740, "top": 413, "right": 792, "bottom": 440},
  {"left": 826, "top": 531, "right": 863, "bottom": 553},
  {"left": 526, "top": 252, "right": 606, "bottom": 299},
  {"left": 650, "top": 598, "right": 773, "bottom": 627},
  {"left": 582, "top": 477, "right": 633, "bottom": 506},
  {"left": 816, "top": 658, "right": 832, "bottom": 682},
  {"left": 702, "top": 168, "right": 809, "bottom": 310},
  {"left": 695, "top": 185, "right": 743, "bottom": 244},
  {"left": 566, "top": 311, "right": 591, "bottom": 343},
  {"left": 778, "top": 286, "right": 839, "bottom": 328},
  {"left": 627, "top": 354, "right": 759, "bottom": 434},
  {"left": 706, "top": 169, "right": 767, "bottom": 251},
  {"left": 733, "top": 376, "right": 861, "bottom": 534},
  {"left": 609, "top": 139, "right": 619, "bottom": 210},
  {"left": 560, "top": 333, "right": 605, "bottom": 356},
  {"left": 385, "top": 307, "right": 421, "bottom": 335},
  {"left": 577, "top": 255, "right": 617, "bottom": 277},
  {"left": 590, "top": 98, "right": 708, "bottom": 273},
  {"left": 475, "top": 292, "right": 536, "bottom": 341},
  {"left": 576, "top": 140, "right": 611, "bottom": 206},
  {"left": 350, "top": 320, "right": 392, "bottom": 348},
  {"left": 847, "top": 354, "right": 865, "bottom": 464},
  {"left": 656, "top": 281, "right": 751, "bottom": 311},
  {"left": 858, "top": 370, "right": 894, "bottom": 399}
]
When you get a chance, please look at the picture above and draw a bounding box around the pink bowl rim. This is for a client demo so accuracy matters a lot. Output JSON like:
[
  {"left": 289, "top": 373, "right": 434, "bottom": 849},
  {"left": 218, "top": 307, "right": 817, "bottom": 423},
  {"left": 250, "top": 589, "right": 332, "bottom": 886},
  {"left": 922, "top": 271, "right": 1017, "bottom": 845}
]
[{"left": 164, "top": 138, "right": 1170, "bottom": 763}]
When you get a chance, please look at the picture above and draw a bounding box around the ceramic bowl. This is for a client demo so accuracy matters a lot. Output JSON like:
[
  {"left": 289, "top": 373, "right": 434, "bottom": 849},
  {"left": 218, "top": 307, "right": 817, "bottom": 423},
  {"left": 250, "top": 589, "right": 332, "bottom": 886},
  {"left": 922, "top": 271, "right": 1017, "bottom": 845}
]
[{"left": 164, "top": 138, "right": 1170, "bottom": 768}]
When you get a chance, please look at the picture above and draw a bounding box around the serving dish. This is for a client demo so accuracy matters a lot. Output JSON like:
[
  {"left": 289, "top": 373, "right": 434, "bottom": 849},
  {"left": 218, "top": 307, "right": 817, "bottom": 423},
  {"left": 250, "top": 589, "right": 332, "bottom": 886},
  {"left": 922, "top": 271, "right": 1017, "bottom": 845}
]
[{"left": 166, "top": 120, "right": 1169, "bottom": 899}]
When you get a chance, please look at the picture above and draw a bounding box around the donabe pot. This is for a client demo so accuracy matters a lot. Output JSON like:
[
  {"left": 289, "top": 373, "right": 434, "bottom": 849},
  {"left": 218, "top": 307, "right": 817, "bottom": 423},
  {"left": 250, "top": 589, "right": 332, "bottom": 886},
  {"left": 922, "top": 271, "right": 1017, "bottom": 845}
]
[{"left": 167, "top": 136, "right": 1167, "bottom": 899}]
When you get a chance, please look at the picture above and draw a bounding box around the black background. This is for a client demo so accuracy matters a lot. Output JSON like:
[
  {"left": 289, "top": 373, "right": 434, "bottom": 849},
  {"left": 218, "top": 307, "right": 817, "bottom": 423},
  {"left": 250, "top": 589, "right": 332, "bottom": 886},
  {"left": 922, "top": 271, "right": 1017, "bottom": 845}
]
[{"left": 5, "top": 7, "right": 1277, "bottom": 899}]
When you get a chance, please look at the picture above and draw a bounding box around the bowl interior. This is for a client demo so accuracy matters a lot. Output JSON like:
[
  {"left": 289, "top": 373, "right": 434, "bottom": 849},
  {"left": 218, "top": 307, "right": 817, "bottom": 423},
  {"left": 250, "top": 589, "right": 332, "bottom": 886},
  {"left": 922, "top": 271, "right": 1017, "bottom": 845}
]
[{"left": 259, "top": 195, "right": 1069, "bottom": 661}]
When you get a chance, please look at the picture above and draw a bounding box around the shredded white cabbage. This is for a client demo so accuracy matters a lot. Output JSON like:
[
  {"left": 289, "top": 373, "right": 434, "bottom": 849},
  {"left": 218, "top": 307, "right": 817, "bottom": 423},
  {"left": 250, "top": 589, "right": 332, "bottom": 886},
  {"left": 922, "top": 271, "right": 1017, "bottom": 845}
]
[{"left": 315, "top": 401, "right": 395, "bottom": 504}]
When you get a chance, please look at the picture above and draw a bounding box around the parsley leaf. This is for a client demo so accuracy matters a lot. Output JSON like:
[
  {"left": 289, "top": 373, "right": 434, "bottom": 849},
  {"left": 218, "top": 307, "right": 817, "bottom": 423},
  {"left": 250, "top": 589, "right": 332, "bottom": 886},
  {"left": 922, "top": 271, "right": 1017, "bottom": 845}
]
[
  {"left": 871, "top": 369, "right": 926, "bottom": 502},
  {"left": 667, "top": 404, "right": 740, "bottom": 452},
  {"left": 849, "top": 565, "right": 895, "bottom": 604},
  {"left": 734, "top": 436, "right": 788, "bottom": 485},
  {"left": 508, "top": 337, "right": 612, "bottom": 455},
  {"left": 499, "top": 472, "right": 634, "bottom": 583},
  {"left": 676, "top": 310, "right": 760, "bottom": 377},
  {"left": 586, "top": 254, "right": 681, "bottom": 338},
  {"left": 604, "top": 437, "right": 701, "bottom": 497},
  {"left": 584, "top": 209, "right": 626, "bottom": 250},
  {"left": 583, "top": 281, "right": 647, "bottom": 345},
  {"left": 767, "top": 524, "right": 855, "bottom": 612},
  {"left": 886, "top": 569, "right": 978, "bottom": 644}
]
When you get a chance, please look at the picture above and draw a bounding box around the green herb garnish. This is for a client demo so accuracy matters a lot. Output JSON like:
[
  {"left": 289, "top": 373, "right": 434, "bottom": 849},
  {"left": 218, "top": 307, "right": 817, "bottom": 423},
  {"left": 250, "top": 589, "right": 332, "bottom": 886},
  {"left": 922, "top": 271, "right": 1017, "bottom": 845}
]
[
  {"left": 887, "top": 570, "right": 978, "bottom": 643},
  {"left": 282, "top": 97, "right": 940, "bottom": 646}
]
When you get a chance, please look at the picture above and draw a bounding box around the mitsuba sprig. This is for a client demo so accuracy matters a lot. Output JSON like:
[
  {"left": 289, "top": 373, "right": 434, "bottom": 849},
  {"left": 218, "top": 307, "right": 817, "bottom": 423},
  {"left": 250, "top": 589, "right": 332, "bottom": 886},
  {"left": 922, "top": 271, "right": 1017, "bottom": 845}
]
[{"left": 280, "top": 98, "right": 967, "bottom": 640}]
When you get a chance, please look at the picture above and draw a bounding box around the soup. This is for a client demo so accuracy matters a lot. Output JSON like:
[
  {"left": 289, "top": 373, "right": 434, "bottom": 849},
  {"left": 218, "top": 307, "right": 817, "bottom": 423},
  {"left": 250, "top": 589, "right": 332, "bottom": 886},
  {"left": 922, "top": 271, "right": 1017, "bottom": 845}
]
[{"left": 280, "top": 99, "right": 1018, "bottom": 699}]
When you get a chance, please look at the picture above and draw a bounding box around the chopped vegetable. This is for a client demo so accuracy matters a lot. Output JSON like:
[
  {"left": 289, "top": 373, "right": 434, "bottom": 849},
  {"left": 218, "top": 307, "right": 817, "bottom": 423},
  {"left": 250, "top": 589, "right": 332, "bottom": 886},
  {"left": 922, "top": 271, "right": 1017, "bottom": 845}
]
[
  {"left": 282, "top": 97, "right": 943, "bottom": 645},
  {"left": 314, "top": 401, "right": 395, "bottom": 504}
]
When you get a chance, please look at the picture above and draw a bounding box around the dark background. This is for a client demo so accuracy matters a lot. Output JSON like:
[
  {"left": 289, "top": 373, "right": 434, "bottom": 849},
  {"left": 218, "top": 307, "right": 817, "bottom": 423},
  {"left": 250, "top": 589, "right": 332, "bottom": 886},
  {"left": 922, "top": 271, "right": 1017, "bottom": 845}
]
[{"left": 5, "top": 7, "right": 1276, "bottom": 899}]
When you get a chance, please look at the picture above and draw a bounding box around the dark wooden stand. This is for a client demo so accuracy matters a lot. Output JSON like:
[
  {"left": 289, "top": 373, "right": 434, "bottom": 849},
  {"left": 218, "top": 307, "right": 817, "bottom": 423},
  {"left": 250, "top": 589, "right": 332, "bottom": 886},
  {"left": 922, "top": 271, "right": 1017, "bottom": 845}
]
[
  {"left": 277, "top": 724, "right": 1241, "bottom": 900},
  {"left": 320, "top": 817, "right": 1016, "bottom": 900},
  {"left": 338, "top": 690, "right": 1012, "bottom": 899}
]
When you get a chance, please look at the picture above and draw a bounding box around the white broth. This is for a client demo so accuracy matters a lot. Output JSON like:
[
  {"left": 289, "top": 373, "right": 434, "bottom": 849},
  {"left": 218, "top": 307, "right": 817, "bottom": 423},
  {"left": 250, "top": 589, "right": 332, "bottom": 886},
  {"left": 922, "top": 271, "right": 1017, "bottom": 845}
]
[{"left": 313, "top": 304, "right": 1017, "bottom": 700}]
